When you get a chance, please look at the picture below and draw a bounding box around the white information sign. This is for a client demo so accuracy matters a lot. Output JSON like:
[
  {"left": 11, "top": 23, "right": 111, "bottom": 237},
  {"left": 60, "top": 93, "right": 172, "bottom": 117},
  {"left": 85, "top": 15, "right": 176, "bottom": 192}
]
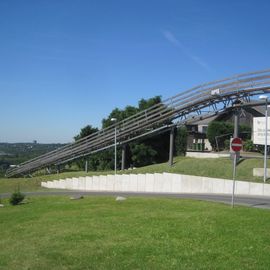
[{"left": 253, "top": 117, "right": 270, "bottom": 145}]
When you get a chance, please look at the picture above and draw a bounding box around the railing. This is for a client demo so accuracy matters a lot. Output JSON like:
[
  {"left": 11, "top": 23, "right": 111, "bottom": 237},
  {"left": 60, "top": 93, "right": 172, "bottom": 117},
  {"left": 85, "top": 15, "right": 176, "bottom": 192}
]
[{"left": 6, "top": 69, "right": 270, "bottom": 177}]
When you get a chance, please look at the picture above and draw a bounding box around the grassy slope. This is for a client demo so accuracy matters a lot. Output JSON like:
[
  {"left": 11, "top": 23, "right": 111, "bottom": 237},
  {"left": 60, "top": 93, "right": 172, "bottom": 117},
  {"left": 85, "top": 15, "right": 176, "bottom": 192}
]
[
  {"left": 1, "top": 196, "right": 270, "bottom": 270},
  {"left": 0, "top": 156, "right": 268, "bottom": 194}
]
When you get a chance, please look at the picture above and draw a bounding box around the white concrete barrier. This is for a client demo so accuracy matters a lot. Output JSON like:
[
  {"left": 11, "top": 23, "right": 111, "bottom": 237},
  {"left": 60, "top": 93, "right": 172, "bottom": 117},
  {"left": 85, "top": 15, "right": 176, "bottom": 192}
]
[
  {"left": 264, "top": 183, "right": 270, "bottom": 196},
  {"left": 171, "top": 173, "right": 182, "bottom": 193},
  {"left": 85, "top": 176, "right": 93, "bottom": 190},
  {"left": 154, "top": 173, "right": 163, "bottom": 192},
  {"left": 145, "top": 173, "right": 155, "bottom": 192},
  {"left": 249, "top": 182, "right": 264, "bottom": 196},
  {"left": 121, "top": 174, "right": 129, "bottom": 191},
  {"left": 253, "top": 168, "right": 270, "bottom": 177},
  {"left": 77, "top": 177, "right": 86, "bottom": 190},
  {"left": 41, "top": 173, "right": 270, "bottom": 197},
  {"left": 186, "top": 152, "right": 230, "bottom": 158},
  {"left": 65, "top": 178, "right": 73, "bottom": 190},
  {"left": 72, "top": 178, "right": 79, "bottom": 190},
  {"left": 115, "top": 174, "right": 123, "bottom": 191},
  {"left": 106, "top": 175, "right": 115, "bottom": 191},
  {"left": 92, "top": 176, "right": 100, "bottom": 191},
  {"left": 129, "top": 174, "right": 138, "bottom": 192},
  {"left": 137, "top": 174, "right": 146, "bottom": 192},
  {"left": 163, "top": 173, "right": 173, "bottom": 192},
  {"left": 99, "top": 175, "right": 107, "bottom": 191}
]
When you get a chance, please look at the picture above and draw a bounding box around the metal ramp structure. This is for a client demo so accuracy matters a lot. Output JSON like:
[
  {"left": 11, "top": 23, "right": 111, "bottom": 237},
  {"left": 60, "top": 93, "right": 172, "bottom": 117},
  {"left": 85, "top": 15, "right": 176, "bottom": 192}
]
[{"left": 6, "top": 69, "right": 270, "bottom": 177}]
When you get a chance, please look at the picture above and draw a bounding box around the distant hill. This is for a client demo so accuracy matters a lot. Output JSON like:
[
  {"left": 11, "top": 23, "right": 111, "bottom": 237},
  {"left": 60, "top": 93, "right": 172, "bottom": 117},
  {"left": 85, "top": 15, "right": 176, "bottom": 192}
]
[{"left": 0, "top": 142, "right": 66, "bottom": 176}]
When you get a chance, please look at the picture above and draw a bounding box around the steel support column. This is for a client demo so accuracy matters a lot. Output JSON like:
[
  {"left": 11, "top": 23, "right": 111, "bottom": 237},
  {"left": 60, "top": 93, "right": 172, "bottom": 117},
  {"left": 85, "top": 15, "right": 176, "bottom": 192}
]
[
  {"left": 121, "top": 145, "right": 126, "bottom": 171},
  {"left": 169, "top": 127, "right": 174, "bottom": 166},
  {"left": 234, "top": 109, "right": 239, "bottom": 138},
  {"left": 233, "top": 109, "right": 240, "bottom": 161},
  {"left": 57, "top": 165, "right": 60, "bottom": 174},
  {"left": 85, "top": 160, "right": 88, "bottom": 173}
]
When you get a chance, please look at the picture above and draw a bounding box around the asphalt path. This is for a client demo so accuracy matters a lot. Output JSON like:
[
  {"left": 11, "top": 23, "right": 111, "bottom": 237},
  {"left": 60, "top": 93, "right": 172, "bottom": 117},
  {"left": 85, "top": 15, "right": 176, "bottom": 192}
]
[{"left": 1, "top": 190, "right": 270, "bottom": 209}]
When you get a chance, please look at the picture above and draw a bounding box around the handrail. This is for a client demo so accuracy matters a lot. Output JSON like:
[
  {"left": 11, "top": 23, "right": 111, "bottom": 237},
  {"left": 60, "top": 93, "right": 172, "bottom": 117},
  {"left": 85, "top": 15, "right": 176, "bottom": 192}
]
[{"left": 6, "top": 69, "right": 270, "bottom": 177}]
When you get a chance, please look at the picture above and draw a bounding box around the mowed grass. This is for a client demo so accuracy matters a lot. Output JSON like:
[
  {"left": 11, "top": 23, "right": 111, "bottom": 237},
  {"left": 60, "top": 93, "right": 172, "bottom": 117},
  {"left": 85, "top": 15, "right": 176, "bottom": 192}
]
[
  {"left": 0, "top": 157, "right": 268, "bottom": 194},
  {"left": 1, "top": 196, "right": 270, "bottom": 270},
  {"left": 0, "top": 171, "right": 112, "bottom": 194}
]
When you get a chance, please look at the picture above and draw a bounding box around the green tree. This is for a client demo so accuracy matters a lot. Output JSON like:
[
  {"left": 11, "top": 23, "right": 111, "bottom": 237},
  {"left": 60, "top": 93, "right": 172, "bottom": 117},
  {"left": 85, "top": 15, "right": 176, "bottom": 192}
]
[
  {"left": 207, "top": 121, "right": 251, "bottom": 151},
  {"left": 73, "top": 125, "right": 99, "bottom": 170},
  {"left": 138, "top": 96, "right": 161, "bottom": 111},
  {"left": 239, "top": 124, "right": 251, "bottom": 140},
  {"left": 207, "top": 121, "right": 233, "bottom": 151},
  {"left": 130, "top": 143, "right": 157, "bottom": 167},
  {"left": 74, "top": 125, "right": 98, "bottom": 141},
  {"left": 175, "top": 126, "right": 188, "bottom": 156},
  {"left": 75, "top": 96, "right": 168, "bottom": 170}
]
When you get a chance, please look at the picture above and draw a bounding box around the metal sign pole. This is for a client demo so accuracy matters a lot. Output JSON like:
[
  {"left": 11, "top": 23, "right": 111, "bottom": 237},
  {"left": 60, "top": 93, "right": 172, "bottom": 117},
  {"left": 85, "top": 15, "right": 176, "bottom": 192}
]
[
  {"left": 231, "top": 152, "right": 237, "bottom": 208},
  {"left": 231, "top": 137, "right": 242, "bottom": 208}
]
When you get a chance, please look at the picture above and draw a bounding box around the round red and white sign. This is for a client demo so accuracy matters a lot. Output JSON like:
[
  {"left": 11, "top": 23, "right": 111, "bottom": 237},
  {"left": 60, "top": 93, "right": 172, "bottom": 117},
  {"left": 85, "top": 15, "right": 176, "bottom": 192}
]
[{"left": 231, "top": 137, "right": 242, "bottom": 152}]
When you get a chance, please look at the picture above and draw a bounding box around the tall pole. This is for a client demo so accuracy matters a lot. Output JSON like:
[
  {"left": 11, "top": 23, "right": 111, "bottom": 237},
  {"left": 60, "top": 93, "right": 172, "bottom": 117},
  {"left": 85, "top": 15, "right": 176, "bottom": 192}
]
[
  {"left": 234, "top": 109, "right": 239, "bottom": 138},
  {"left": 121, "top": 145, "right": 126, "bottom": 171},
  {"left": 114, "top": 126, "right": 117, "bottom": 175},
  {"left": 111, "top": 118, "right": 117, "bottom": 175},
  {"left": 231, "top": 152, "right": 237, "bottom": 208},
  {"left": 169, "top": 127, "right": 174, "bottom": 166},
  {"left": 264, "top": 100, "right": 268, "bottom": 182},
  {"left": 85, "top": 160, "right": 88, "bottom": 173},
  {"left": 234, "top": 109, "right": 240, "bottom": 161}
]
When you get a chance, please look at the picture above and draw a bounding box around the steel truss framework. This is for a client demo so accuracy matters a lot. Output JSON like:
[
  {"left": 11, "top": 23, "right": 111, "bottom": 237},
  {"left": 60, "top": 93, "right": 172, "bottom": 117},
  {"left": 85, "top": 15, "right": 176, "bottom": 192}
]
[{"left": 6, "top": 69, "right": 270, "bottom": 177}]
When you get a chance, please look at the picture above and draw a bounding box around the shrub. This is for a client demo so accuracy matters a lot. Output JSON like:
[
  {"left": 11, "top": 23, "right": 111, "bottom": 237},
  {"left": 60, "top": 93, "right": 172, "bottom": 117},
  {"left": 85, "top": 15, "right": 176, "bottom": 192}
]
[
  {"left": 207, "top": 121, "right": 233, "bottom": 151},
  {"left": 9, "top": 191, "right": 25, "bottom": 206},
  {"left": 130, "top": 143, "right": 157, "bottom": 167},
  {"left": 224, "top": 139, "right": 230, "bottom": 150},
  {"left": 175, "top": 127, "right": 188, "bottom": 156},
  {"left": 244, "top": 140, "right": 254, "bottom": 152}
]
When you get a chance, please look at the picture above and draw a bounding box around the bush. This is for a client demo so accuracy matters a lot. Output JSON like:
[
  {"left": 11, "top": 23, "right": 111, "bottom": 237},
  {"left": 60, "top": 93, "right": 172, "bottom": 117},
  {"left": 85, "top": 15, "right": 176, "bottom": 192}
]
[
  {"left": 9, "top": 191, "right": 25, "bottom": 205},
  {"left": 207, "top": 121, "right": 233, "bottom": 151},
  {"left": 224, "top": 139, "right": 230, "bottom": 150},
  {"left": 244, "top": 140, "right": 254, "bottom": 152},
  {"left": 175, "top": 127, "right": 188, "bottom": 156},
  {"left": 130, "top": 143, "right": 157, "bottom": 167}
]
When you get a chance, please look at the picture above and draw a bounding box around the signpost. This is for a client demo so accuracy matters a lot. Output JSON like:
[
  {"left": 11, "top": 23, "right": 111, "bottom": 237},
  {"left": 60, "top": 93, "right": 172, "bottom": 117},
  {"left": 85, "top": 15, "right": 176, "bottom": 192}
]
[{"left": 231, "top": 137, "right": 242, "bottom": 208}]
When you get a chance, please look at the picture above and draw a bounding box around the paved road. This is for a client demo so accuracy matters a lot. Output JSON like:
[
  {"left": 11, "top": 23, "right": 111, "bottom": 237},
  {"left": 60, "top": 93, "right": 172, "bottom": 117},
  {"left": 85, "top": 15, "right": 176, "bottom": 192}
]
[{"left": 1, "top": 190, "right": 270, "bottom": 209}]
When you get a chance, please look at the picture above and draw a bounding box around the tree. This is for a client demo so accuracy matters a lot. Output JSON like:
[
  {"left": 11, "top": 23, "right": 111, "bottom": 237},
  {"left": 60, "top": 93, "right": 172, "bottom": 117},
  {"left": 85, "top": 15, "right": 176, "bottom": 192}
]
[
  {"left": 74, "top": 95, "right": 168, "bottom": 171},
  {"left": 74, "top": 125, "right": 98, "bottom": 141},
  {"left": 175, "top": 126, "right": 188, "bottom": 156},
  {"left": 207, "top": 121, "right": 251, "bottom": 151},
  {"left": 73, "top": 125, "right": 99, "bottom": 170},
  {"left": 207, "top": 121, "right": 233, "bottom": 151},
  {"left": 138, "top": 96, "right": 161, "bottom": 111},
  {"left": 130, "top": 143, "right": 157, "bottom": 167},
  {"left": 102, "top": 96, "right": 162, "bottom": 129}
]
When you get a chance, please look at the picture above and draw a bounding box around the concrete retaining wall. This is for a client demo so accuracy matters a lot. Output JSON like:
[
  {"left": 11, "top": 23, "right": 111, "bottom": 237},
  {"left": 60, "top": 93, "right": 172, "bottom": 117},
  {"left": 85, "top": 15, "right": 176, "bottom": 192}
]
[
  {"left": 253, "top": 168, "right": 270, "bottom": 177},
  {"left": 186, "top": 152, "right": 230, "bottom": 158},
  {"left": 41, "top": 173, "right": 270, "bottom": 196}
]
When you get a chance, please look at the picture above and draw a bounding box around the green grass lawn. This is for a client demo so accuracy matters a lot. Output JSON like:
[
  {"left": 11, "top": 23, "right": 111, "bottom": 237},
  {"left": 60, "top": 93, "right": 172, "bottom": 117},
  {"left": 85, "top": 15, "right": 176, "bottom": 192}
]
[
  {"left": 1, "top": 196, "right": 270, "bottom": 269},
  {"left": 0, "top": 156, "right": 268, "bottom": 194}
]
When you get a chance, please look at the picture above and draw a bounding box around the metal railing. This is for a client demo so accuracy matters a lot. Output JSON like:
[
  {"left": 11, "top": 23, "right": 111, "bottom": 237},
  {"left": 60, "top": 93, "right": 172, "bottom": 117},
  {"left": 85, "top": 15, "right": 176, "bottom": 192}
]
[{"left": 6, "top": 69, "right": 270, "bottom": 177}]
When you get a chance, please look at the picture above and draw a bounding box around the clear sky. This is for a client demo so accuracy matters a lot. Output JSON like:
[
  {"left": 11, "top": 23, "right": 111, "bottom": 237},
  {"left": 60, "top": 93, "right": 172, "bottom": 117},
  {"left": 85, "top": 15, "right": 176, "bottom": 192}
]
[{"left": 1, "top": 0, "right": 270, "bottom": 143}]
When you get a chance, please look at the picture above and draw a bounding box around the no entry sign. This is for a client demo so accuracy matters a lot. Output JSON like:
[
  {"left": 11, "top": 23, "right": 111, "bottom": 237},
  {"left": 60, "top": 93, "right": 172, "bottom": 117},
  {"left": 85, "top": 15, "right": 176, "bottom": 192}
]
[{"left": 231, "top": 137, "right": 242, "bottom": 152}]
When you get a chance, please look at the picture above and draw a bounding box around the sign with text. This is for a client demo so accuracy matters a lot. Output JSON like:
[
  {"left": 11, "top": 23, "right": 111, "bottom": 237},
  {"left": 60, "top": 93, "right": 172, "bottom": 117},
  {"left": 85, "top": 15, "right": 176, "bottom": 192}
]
[{"left": 253, "top": 117, "right": 270, "bottom": 145}]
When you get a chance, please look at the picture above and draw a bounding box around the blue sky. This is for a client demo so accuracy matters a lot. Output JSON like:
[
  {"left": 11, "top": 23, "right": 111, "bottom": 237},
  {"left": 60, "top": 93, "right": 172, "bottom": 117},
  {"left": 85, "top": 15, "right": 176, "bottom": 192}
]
[{"left": 1, "top": 0, "right": 270, "bottom": 143}]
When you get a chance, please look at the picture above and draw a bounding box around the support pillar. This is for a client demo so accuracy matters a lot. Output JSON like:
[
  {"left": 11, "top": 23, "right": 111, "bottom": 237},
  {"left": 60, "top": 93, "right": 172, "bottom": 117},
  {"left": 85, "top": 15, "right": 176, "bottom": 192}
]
[
  {"left": 169, "top": 127, "right": 174, "bottom": 166},
  {"left": 121, "top": 145, "right": 126, "bottom": 171},
  {"left": 85, "top": 160, "right": 88, "bottom": 173},
  {"left": 46, "top": 167, "right": 51, "bottom": 174},
  {"left": 234, "top": 109, "right": 239, "bottom": 138},
  {"left": 57, "top": 165, "right": 60, "bottom": 174},
  {"left": 233, "top": 109, "right": 240, "bottom": 160}
]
